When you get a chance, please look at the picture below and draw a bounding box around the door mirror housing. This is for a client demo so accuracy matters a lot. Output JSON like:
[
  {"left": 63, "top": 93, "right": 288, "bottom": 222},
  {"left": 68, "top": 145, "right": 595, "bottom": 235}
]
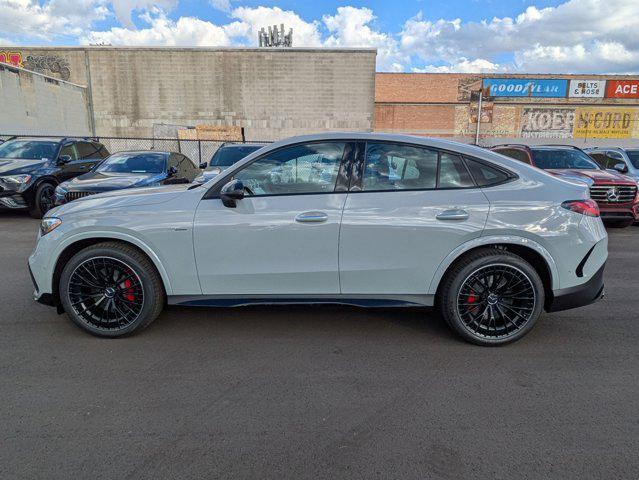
[
  {"left": 168, "top": 165, "right": 178, "bottom": 176},
  {"left": 220, "top": 179, "right": 245, "bottom": 208},
  {"left": 612, "top": 162, "right": 628, "bottom": 174},
  {"left": 57, "top": 155, "right": 72, "bottom": 165},
  {"left": 199, "top": 162, "right": 208, "bottom": 169}
]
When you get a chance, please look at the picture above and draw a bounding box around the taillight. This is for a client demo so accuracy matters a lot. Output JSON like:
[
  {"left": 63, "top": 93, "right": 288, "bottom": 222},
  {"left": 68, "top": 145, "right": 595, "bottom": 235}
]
[{"left": 561, "top": 199, "right": 600, "bottom": 217}]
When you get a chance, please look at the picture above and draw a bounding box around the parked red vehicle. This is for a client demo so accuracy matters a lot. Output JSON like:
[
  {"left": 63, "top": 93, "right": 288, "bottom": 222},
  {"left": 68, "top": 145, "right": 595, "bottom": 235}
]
[{"left": 491, "top": 144, "right": 639, "bottom": 227}]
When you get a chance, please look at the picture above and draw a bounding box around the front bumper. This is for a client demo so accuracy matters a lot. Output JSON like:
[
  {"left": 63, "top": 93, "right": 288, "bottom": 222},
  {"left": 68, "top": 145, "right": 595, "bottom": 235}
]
[
  {"left": 546, "top": 263, "right": 605, "bottom": 312},
  {"left": 0, "top": 190, "right": 28, "bottom": 209},
  {"left": 28, "top": 262, "right": 57, "bottom": 307}
]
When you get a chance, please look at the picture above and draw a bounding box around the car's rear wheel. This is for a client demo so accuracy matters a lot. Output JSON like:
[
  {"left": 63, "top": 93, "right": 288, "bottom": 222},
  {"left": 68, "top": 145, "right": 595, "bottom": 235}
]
[
  {"left": 29, "top": 182, "right": 56, "bottom": 218},
  {"left": 439, "top": 248, "right": 545, "bottom": 346},
  {"left": 59, "top": 242, "right": 165, "bottom": 337}
]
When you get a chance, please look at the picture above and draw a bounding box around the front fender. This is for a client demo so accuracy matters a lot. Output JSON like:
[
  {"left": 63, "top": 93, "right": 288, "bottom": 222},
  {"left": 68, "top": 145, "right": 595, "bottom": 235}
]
[
  {"left": 427, "top": 235, "right": 559, "bottom": 295},
  {"left": 50, "top": 229, "right": 174, "bottom": 295}
]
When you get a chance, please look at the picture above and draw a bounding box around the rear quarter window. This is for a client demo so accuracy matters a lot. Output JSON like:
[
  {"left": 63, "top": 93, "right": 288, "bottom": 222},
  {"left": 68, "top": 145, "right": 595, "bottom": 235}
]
[{"left": 464, "top": 157, "right": 512, "bottom": 187}]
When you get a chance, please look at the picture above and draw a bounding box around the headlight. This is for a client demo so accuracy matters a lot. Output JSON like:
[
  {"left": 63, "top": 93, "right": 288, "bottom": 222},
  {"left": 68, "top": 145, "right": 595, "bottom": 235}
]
[
  {"left": 0, "top": 174, "right": 32, "bottom": 192},
  {"left": 54, "top": 185, "right": 67, "bottom": 196},
  {"left": 40, "top": 217, "right": 62, "bottom": 236}
]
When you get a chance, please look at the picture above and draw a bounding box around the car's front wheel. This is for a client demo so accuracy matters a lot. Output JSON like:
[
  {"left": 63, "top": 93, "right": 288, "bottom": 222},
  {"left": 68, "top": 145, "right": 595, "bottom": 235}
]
[
  {"left": 59, "top": 242, "right": 165, "bottom": 337},
  {"left": 29, "top": 182, "right": 56, "bottom": 219},
  {"left": 439, "top": 248, "right": 545, "bottom": 346}
]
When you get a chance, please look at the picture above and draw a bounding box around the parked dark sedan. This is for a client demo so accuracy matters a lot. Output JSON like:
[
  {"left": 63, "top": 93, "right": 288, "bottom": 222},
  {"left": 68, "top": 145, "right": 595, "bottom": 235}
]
[
  {"left": 194, "top": 143, "right": 265, "bottom": 184},
  {"left": 54, "top": 150, "right": 203, "bottom": 205}
]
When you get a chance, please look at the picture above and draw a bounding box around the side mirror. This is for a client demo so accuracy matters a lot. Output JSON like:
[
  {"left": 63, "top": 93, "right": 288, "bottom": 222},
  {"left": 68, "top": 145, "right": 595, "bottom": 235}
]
[
  {"left": 168, "top": 165, "right": 178, "bottom": 176},
  {"left": 220, "top": 179, "right": 245, "bottom": 208},
  {"left": 57, "top": 155, "right": 72, "bottom": 165},
  {"left": 613, "top": 162, "right": 628, "bottom": 174},
  {"left": 199, "top": 162, "right": 208, "bottom": 169}
]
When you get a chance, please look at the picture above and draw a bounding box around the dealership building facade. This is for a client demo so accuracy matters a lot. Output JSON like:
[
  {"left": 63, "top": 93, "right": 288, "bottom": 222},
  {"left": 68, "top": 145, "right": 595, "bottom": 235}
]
[{"left": 375, "top": 73, "right": 639, "bottom": 146}]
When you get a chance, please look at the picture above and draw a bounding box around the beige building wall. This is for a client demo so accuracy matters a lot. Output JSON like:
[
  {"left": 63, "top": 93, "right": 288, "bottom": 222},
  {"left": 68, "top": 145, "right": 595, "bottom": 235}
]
[
  {"left": 0, "top": 64, "right": 91, "bottom": 136},
  {"left": 1, "top": 47, "right": 376, "bottom": 140}
]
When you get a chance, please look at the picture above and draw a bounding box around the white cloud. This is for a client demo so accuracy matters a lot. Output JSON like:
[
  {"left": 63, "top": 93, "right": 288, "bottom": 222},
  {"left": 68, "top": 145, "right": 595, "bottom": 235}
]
[
  {"left": 209, "top": 0, "right": 230, "bottom": 13},
  {"left": 0, "top": 0, "right": 109, "bottom": 40},
  {"left": 110, "top": 0, "right": 177, "bottom": 28},
  {"left": 412, "top": 58, "right": 504, "bottom": 74},
  {"left": 401, "top": 0, "right": 639, "bottom": 73},
  {"left": 323, "top": 6, "right": 406, "bottom": 70},
  {"left": 83, "top": 8, "right": 232, "bottom": 46}
]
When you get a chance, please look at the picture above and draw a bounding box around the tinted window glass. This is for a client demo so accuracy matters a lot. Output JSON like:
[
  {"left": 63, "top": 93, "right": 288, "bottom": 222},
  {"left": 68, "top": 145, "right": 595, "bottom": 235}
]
[
  {"left": 97, "top": 145, "right": 110, "bottom": 158},
  {"left": 531, "top": 149, "right": 599, "bottom": 170},
  {"left": 235, "top": 142, "right": 344, "bottom": 196},
  {"left": 439, "top": 153, "right": 474, "bottom": 188},
  {"left": 465, "top": 158, "right": 510, "bottom": 187},
  {"left": 588, "top": 153, "right": 608, "bottom": 168},
  {"left": 362, "top": 142, "right": 437, "bottom": 191},
  {"left": 626, "top": 150, "right": 639, "bottom": 168},
  {"left": 497, "top": 148, "right": 530, "bottom": 164},
  {"left": 76, "top": 141, "right": 102, "bottom": 159},
  {"left": 59, "top": 144, "right": 78, "bottom": 161},
  {"left": 209, "top": 145, "right": 262, "bottom": 168},
  {"left": 97, "top": 152, "right": 167, "bottom": 173},
  {"left": 0, "top": 140, "right": 58, "bottom": 160}
]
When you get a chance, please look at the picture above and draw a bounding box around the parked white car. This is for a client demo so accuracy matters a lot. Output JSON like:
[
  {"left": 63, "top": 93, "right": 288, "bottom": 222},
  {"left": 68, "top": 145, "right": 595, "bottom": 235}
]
[{"left": 29, "top": 133, "right": 607, "bottom": 345}]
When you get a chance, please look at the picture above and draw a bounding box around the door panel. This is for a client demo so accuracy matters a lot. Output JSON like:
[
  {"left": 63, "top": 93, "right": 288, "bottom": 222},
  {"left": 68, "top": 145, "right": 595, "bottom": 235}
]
[
  {"left": 194, "top": 194, "right": 346, "bottom": 295},
  {"left": 339, "top": 189, "right": 489, "bottom": 294},
  {"left": 193, "top": 140, "right": 353, "bottom": 296}
]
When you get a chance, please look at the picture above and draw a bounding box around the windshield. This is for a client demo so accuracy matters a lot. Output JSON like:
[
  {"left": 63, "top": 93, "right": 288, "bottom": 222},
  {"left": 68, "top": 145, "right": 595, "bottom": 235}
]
[
  {"left": 209, "top": 145, "right": 262, "bottom": 168},
  {"left": 626, "top": 150, "right": 639, "bottom": 169},
  {"left": 0, "top": 140, "right": 58, "bottom": 160},
  {"left": 96, "top": 152, "right": 167, "bottom": 174},
  {"left": 531, "top": 149, "right": 600, "bottom": 170}
]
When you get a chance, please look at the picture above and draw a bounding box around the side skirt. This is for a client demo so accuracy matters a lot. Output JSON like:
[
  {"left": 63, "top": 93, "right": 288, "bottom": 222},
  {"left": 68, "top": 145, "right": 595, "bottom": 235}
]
[{"left": 168, "top": 294, "right": 435, "bottom": 308}]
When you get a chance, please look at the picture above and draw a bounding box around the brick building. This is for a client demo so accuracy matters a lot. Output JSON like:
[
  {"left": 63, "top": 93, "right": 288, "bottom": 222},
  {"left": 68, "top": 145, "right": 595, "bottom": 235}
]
[{"left": 375, "top": 73, "right": 639, "bottom": 146}]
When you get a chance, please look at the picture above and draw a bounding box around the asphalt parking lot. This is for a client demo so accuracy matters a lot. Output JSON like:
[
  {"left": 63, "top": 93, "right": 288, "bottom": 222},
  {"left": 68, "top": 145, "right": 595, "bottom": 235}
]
[{"left": 1, "top": 212, "right": 638, "bottom": 480}]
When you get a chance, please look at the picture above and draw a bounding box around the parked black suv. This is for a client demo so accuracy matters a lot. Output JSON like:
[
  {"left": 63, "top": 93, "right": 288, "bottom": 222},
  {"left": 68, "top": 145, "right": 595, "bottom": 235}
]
[{"left": 0, "top": 137, "right": 109, "bottom": 217}]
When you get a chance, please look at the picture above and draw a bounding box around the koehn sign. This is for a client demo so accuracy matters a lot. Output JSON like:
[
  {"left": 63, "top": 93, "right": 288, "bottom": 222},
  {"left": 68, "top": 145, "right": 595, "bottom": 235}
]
[
  {"left": 605, "top": 80, "right": 639, "bottom": 99},
  {"left": 482, "top": 78, "right": 568, "bottom": 98},
  {"left": 569, "top": 80, "right": 605, "bottom": 98}
]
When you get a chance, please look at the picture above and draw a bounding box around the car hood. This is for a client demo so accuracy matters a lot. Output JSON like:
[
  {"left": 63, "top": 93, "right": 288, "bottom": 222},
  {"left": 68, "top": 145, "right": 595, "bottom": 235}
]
[
  {"left": 0, "top": 158, "right": 47, "bottom": 175},
  {"left": 547, "top": 168, "right": 635, "bottom": 185},
  {"left": 62, "top": 171, "right": 166, "bottom": 192},
  {"left": 49, "top": 183, "right": 192, "bottom": 216}
]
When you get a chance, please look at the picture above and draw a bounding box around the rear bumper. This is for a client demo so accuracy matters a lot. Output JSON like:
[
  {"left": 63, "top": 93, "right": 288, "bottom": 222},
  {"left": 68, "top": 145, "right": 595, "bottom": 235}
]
[{"left": 546, "top": 263, "right": 605, "bottom": 312}]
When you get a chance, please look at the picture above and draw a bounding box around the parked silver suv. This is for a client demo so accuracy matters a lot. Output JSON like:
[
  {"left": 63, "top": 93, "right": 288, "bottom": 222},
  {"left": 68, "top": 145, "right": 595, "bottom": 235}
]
[
  {"left": 28, "top": 133, "right": 607, "bottom": 346},
  {"left": 585, "top": 147, "right": 639, "bottom": 184}
]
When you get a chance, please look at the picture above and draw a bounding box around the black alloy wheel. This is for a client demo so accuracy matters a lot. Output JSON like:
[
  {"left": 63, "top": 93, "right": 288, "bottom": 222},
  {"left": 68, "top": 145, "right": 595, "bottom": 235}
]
[
  {"left": 439, "top": 248, "right": 544, "bottom": 346},
  {"left": 67, "top": 256, "right": 145, "bottom": 330},
  {"left": 60, "top": 242, "right": 165, "bottom": 337},
  {"left": 29, "top": 182, "right": 56, "bottom": 218},
  {"left": 456, "top": 264, "right": 536, "bottom": 340}
]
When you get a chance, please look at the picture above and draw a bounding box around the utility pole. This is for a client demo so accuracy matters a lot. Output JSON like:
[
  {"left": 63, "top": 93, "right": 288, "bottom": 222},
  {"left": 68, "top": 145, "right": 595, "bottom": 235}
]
[{"left": 475, "top": 89, "right": 483, "bottom": 146}]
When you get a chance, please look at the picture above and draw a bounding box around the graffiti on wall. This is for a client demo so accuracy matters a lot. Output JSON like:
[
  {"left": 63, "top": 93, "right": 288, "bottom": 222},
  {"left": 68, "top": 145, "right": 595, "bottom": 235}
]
[
  {"left": 573, "top": 108, "right": 639, "bottom": 138},
  {"left": 0, "top": 51, "right": 24, "bottom": 68},
  {"left": 457, "top": 76, "right": 482, "bottom": 101},
  {"left": 22, "top": 54, "right": 71, "bottom": 81},
  {"left": 520, "top": 108, "right": 575, "bottom": 138}
]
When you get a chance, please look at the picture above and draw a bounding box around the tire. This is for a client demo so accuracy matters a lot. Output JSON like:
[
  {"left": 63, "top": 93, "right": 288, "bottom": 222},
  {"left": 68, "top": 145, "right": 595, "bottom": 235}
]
[
  {"left": 604, "top": 219, "right": 634, "bottom": 228},
  {"left": 59, "top": 242, "right": 165, "bottom": 337},
  {"left": 28, "top": 182, "right": 56, "bottom": 219},
  {"left": 439, "top": 248, "right": 545, "bottom": 346}
]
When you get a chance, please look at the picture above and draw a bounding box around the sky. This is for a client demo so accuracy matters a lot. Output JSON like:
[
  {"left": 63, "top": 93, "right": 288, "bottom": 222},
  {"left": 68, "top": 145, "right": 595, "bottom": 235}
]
[{"left": 0, "top": 0, "right": 638, "bottom": 74}]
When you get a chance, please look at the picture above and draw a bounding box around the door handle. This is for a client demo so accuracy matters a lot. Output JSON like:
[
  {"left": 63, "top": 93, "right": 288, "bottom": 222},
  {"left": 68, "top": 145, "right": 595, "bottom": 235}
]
[
  {"left": 436, "top": 209, "right": 469, "bottom": 221},
  {"left": 295, "top": 211, "right": 328, "bottom": 223}
]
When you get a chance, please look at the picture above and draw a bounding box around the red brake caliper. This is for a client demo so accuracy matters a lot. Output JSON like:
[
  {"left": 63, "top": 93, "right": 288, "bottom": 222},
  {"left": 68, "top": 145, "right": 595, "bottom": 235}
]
[{"left": 123, "top": 279, "right": 135, "bottom": 302}]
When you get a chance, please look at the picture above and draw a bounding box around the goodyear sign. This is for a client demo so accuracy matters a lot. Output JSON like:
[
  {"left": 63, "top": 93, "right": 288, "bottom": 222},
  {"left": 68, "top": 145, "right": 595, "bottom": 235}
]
[
  {"left": 573, "top": 108, "right": 639, "bottom": 138},
  {"left": 482, "top": 78, "right": 568, "bottom": 98}
]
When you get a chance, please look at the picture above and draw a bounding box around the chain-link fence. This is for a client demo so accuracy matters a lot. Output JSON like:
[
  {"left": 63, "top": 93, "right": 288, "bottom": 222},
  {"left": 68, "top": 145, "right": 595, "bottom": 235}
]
[{"left": 0, "top": 134, "right": 273, "bottom": 165}]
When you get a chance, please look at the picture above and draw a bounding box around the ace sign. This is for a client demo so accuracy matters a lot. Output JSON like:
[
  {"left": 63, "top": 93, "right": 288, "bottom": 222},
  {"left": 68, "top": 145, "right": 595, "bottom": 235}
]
[
  {"left": 605, "top": 80, "right": 639, "bottom": 99},
  {"left": 569, "top": 80, "right": 605, "bottom": 98}
]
